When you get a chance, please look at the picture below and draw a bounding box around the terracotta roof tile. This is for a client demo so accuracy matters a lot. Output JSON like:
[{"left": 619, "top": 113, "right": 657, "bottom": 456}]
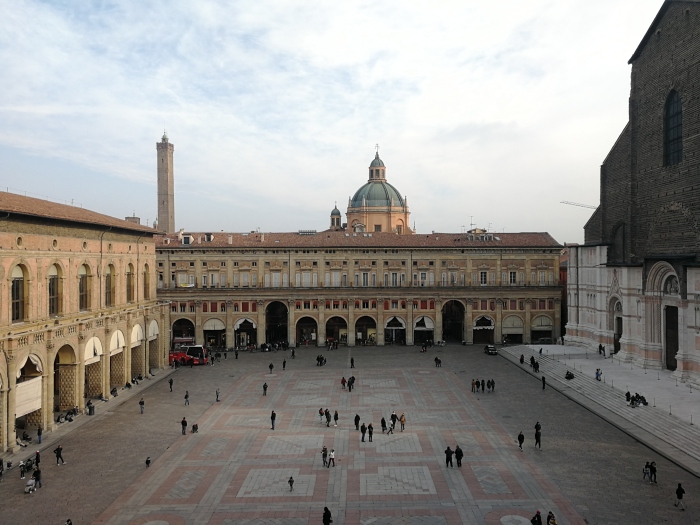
[{"left": 0, "top": 192, "right": 157, "bottom": 234}]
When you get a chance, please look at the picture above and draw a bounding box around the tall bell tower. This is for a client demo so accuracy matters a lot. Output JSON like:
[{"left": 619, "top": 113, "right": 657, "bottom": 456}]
[{"left": 156, "top": 132, "right": 175, "bottom": 233}]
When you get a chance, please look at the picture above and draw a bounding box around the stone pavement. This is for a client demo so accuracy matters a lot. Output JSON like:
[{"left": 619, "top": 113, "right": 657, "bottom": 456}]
[{"left": 0, "top": 345, "right": 699, "bottom": 524}]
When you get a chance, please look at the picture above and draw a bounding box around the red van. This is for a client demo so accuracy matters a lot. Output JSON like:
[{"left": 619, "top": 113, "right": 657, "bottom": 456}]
[{"left": 169, "top": 345, "right": 209, "bottom": 366}]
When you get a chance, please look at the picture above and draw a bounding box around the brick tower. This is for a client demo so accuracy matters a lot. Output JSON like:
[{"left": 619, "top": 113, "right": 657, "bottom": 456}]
[{"left": 156, "top": 132, "right": 175, "bottom": 233}]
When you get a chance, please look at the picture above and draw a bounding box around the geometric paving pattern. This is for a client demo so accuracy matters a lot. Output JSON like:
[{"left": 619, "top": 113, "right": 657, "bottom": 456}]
[
  {"left": 361, "top": 518, "right": 448, "bottom": 525},
  {"left": 237, "top": 468, "right": 316, "bottom": 497},
  {"left": 200, "top": 436, "right": 230, "bottom": 457},
  {"left": 375, "top": 432, "right": 422, "bottom": 453},
  {"left": 361, "top": 393, "right": 404, "bottom": 406},
  {"left": 471, "top": 465, "right": 510, "bottom": 494},
  {"left": 164, "top": 469, "right": 206, "bottom": 499},
  {"left": 453, "top": 432, "right": 483, "bottom": 455},
  {"left": 360, "top": 466, "right": 437, "bottom": 495},
  {"left": 286, "top": 394, "right": 331, "bottom": 406},
  {"left": 221, "top": 520, "right": 308, "bottom": 525},
  {"left": 259, "top": 434, "right": 324, "bottom": 455}
]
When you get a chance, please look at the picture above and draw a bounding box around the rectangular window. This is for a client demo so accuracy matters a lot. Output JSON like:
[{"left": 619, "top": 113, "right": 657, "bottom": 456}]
[
  {"left": 242, "top": 302, "right": 249, "bottom": 312},
  {"left": 12, "top": 277, "right": 24, "bottom": 321},
  {"left": 362, "top": 300, "right": 369, "bottom": 309},
  {"left": 539, "top": 271, "right": 546, "bottom": 285},
  {"left": 362, "top": 272, "right": 369, "bottom": 287},
  {"left": 189, "top": 304, "right": 195, "bottom": 313},
  {"left": 211, "top": 302, "right": 218, "bottom": 313},
  {"left": 342, "top": 273, "right": 347, "bottom": 287},
  {"left": 49, "top": 275, "right": 59, "bottom": 316},
  {"left": 221, "top": 274, "right": 227, "bottom": 287},
  {"left": 480, "top": 271, "right": 488, "bottom": 285},
  {"left": 539, "top": 299, "right": 546, "bottom": 310},
  {"left": 211, "top": 273, "right": 218, "bottom": 286},
  {"left": 372, "top": 273, "right": 376, "bottom": 286},
  {"left": 202, "top": 275, "right": 208, "bottom": 287},
  {"left": 502, "top": 272, "right": 508, "bottom": 285},
  {"left": 233, "top": 273, "right": 239, "bottom": 286},
  {"left": 480, "top": 299, "right": 487, "bottom": 310},
  {"left": 374, "top": 225, "right": 382, "bottom": 232},
  {"left": 105, "top": 274, "right": 113, "bottom": 307},
  {"left": 391, "top": 300, "right": 398, "bottom": 309},
  {"left": 241, "top": 273, "right": 249, "bottom": 287},
  {"left": 180, "top": 303, "right": 186, "bottom": 313},
  {"left": 251, "top": 273, "right": 257, "bottom": 286},
  {"left": 420, "top": 272, "right": 427, "bottom": 286},
  {"left": 384, "top": 273, "right": 389, "bottom": 286},
  {"left": 272, "top": 273, "right": 281, "bottom": 287},
  {"left": 510, "top": 271, "right": 517, "bottom": 285},
  {"left": 392, "top": 272, "right": 398, "bottom": 287},
  {"left": 79, "top": 275, "right": 89, "bottom": 310},
  {"left": 302, "top": 272, "right": 311, "bottom": 287},
  {"left": 510, "top": 299, "right": 517, "bottom": 310}
]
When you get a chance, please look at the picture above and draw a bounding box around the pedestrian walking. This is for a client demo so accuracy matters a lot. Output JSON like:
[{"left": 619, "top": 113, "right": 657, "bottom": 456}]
[
  {"left": 643, "top": 462, "right": 650, "bottom": 481},
  {"left": 650, "top": 461, "right": 657, "bottom": 483},
  {"left": 283, "top": 359, "right": 286, "bottom": 371},
  {"left": 675, "top": 483, "right": 686, "bottom": 510},
  {"left": 169, "top": 378, "right": 173, "bottom": 392},
  {"left": 235, "top": 349, "right": 239, "bottom": 359},
  {"left": 54, "top": 444, "right": 65, "bottom": 465},
  {"left": 35, "top": 450, "right": 41, "bottom": 467},
  {"left": 360, "top": 423, "right": 367, "bottom": 442},
  {"left": 184, "top": 391, "right": 190, "bottom": 406},
  {"left": 334, "top": 410, "right": 339, "bottom": 427},
  {"left": 323, "top": 507, "right": 333, "bottom": 525},
  {"left": 139, "top": 397, "right": 145, "bottom": 414},
  {"left": 471, "top": 379, "right": 475, "bottom": 393},
  {"left": 341, "top": 377, "right": 347, "bottom": 389},
  {"left": 216, "top": 388, "right": 220, "bottom": 402},
  {"left": 20, "top": 461, "right": 26, "bottom": 479},
  {"left": 475, "top": 378, "right": 480, "bottom": 393},
  {"left": 481, "top": 379, "right": 485, "bottom": 392},
  {"left": 322, "top": 445, "right": 328, "bottom": 467},
  {"left": 400, "top": 413, "right": 406, "bottom": 431},
  {"left": 269, "top": 362, "right": 274, "bottom": 373},
  {"left": 542, "top": 376, "right": 546, "bottom": 390},
  {"left": 263, "top": 382, "right": 268, "bottom": 396},
  {"left": 288, "top": 476, "right": 294, "bottom": 491},
  {"left": 444, "top": 446, "right": 454, "bottom": 468},
  {"left": 328, "top": 449, "right": 335, "bottom": 467},
  {"left": 351, "top": 357, "right": 355, "bottom": 368},
  {"left": 455, "top": 445, "right": 463, "bottom": 467},
  {"left": 291, "top": 348, "right": 295, "bottom": 359},
  {"left": 518, "top": 431, "right": 525, "bottom": 450},
  {"left": 181, "top": 417, "right": 188, "bottom": 435},
  {"left": 32, "top": 467, "right": 42, "bottom": 488},
  {"left": 319, "top": 407, "right": 324, "bottom": 424},
  {"left": 390, "top": 411, "right": 398, "bottom": 430},
  {"left": 325, "top": 409, "right": 332, "bottom": 427},
  {"left": 37, "top": 426, "right": 42, "bottom": 444},
  {"left": 0, "top": 458, "right": 4, "bottom": 482},
  {"left": 531, "top": 510, "right": 542, "bottom": 525},
  {"left": 381, "top": 417, "right": 387, "bottom": 433},
  {"left": 534, "top": 422, "right": 542, "bottom": 450},
  {"left": 354, "top": 414, "right": 361, "bottom": 430},
  {"left": 271, "top": 410, "right": 276, "bottom": 430},
  {"left": 368, "top": 423, "right": 374, "bottom": 442}
]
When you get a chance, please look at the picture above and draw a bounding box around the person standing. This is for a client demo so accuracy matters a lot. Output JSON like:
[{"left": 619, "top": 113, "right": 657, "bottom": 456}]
[
  {"left": 675, "top": 483, "right": 686, "bottom": 510},
  {"left": 444, "top": 446, "right": 454, "bottom": 468},
  {"left": 327, "top": 449, "right": 335, "bottom": 467},
  {"left": 518, "top": 431, "right": 525, "bottom": 450},
  {"left": 334, "top": 410, "right": 339, "bottom": 427},
  {"left": 235, "top": 349, "right": 239, "bottom": 359},
  {"left": 531, "top": 511, "right": 542, "bottom": 525},
  {"left": 319, "top": 407, "right": 325, "bottom": 424},
  {"left": 649, "top": 461, "right": 657, "bottom": 483},
  {"left": 368, "top": 423, "right": 374, "bottom": 442},
  {"left": 322, "top": 507, "right": 332, "bottom": 525},
  {"left": 481, "top": 379, "right": 485, "bottom": 393},
  {"left": 271, "top": 410, "right": 276, "bottom": 430},
  {"left": 291, "top": 348, "right": 295, "bottom": 359},
  {"left": 400, "top": 413, "right": 406, "bottom": 431},
  {"left": 475, "top": 378, "right": 480, "bottom": 393},
  {"left": 322, "top": 445, "right": 328, "bottom": 467},
  {"left": 32, "top": 467, "right": 42, "bottom": 489},
  {"left": 283, "top": 359, "right": 286, "bottom": 371},
  {"left": 381, "top": 417, "right": 387, "bottom": 433},
  {"left": 354, "top": 414, "right": 361, "bottom": 431},
  {"left": 20, "top": 461, "right": 26, "bottom": 479},
  {"left": 263, "top": 383, "right": 268, "bottom": 396},
  {"left": 351, "top": 357, "right": 355, "bottom": 368},
  {"left": 325, "top": 409, "right": 332, "bottom": 427},
  {"left": 184, "top": 391, "right": 190, "bottom": 406},
  {"left": 455, "top": 445, "right": 463, "bottom": 467},
  {"left": 288, "top": 476, "right": 294, "bottom": 491},
  {"left": 491, "top": 379, "right": 495, "bottom": 392},
  {"left": 35, "top": 450, "right": 41, "bottom": 468},
  {"left": 471, "top": 379, "right": 475, "bottom": 393},
  {"left": 542, "top": 376, "right": 546, "bottom": 390},
  {"left": 341, "top": 377, "right": 347, "bottom": 389},
  {"left": 37, "top": 426, "right": 42, "bottom": 444},
  {"left": 181, "top": 417, "right": 188, "bottom": 435},
  {"left": 534, "top": 422, "right": 542, "bottom": 450},
  {"left": 269, "top": 363, "right": 274, "bottom": 373},
  {"left": 216, "top": 388, "right": 220, "bottom": 402},
  {"left": 169, "top": 378, "right": 173, "bottom": 392},
  {"left": 139, "top": 397, "right": 145, "bottom": 414},
  {"left": 54, "top": 444, "right": 65, "bottom": 465},
  {"left": 360, "top": 423, "right": 367, "bottom": 442}
]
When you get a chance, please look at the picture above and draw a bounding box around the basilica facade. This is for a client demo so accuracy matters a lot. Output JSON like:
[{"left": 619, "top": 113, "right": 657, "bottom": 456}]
[{"left": 566, "top": 0, "right": 700, "bottom": 381}]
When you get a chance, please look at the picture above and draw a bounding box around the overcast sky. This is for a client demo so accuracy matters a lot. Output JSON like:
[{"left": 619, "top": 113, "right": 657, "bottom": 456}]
[{"left": 0, "top": 0, "right": 663, "bottom": 244}]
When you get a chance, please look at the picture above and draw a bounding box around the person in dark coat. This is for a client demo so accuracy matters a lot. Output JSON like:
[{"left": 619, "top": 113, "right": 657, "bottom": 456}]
[
  {"left": 368, "top": 423, "right": 374, "bottom": 442},
  {"left": 360, "top": 423, "right": 367, "bottom": 442},
  {"left": 354, "top": 414, "right": 361, "bottom": 430},
  {"left": 333, "top": 410, "right": 339, "bottom": 427},
  {"left": 481, "top": 379, "right": 485, "bottom": 392},
  {"left": 444, "top": 446, "right": 454, "bottom": 468},
  {"left": 269, "top": 363, "right": 274, "bottom": 373},
  {"left": 534, "top": 422, "right": 542, "bottom": 450},
  {"left": 531, "top": 510, "right": 543, "bottom": 525},
  {"left": 381, "top": 417, "right": 387, "bottom": 433},
  {"left": 350, "top": 357, "right": 355, "bottom": 368},
  {"left": 322, "top": 507, "right": 333, "bottom": 525},
  {"left": 325, "top": 409, "right": 332, "bottom": 427},
  {"left": 263, "top": 383, "right": 268, "bottom": 396},
  {"left": 675, "top": 483, "right": 686, "bottom": 510},
  {"left": 454, "top": 445, "right": 463, "bottom": 467},
  {"left": 518, "top": 431, "right": 525, "bottom": 450},
  {"left": 542, "top": 375, "right": 546, "bottom": 390},
  {"left": 270, "top": 410, "right": 276, "bottom": 430}
]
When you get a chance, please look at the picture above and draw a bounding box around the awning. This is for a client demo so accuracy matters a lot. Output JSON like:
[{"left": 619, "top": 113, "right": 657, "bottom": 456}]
[
  {"left": 532, "top": 315, "right": 554, "bottom": 329},
  {"left": 84, "top": 337, "right": 104, "bottom": 365},
  {"left": 110, "top": 330, "right": 126, "bottom": 355},
  {"left": 234, "top": 318, "right": 257, "bottom": 330},
  {"left": 385, "top": 316, "right": 406, "bottom": 329},
  {"left": 148, "top": 319, "right": 159, "bottom": 341},
  {"left": 16, "top": 376, "right": 42, "bottom": 417},
  {"left": 502, "top": 315, "right": 524, "bottom": 335},
  {"left": 414, "top": 316, "right": 434, "bottom": 330},
  {"left": 473, "top": 315, "right": 495, "bottom": 330},
  {"left": 203, "top": 318, "right": 225, "bottom": 331},
  {"left": 16, "top": 354, "right": 43, "bottom": 377},
  {"left": 131, "top": 324, "right": 144, "bottom": 347}
]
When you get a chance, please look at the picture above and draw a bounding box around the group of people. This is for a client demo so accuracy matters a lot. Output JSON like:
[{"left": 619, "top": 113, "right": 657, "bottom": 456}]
[
  {"left": 443, "top": 445, "right": 464, "bottom": 467},
  {"left": 325, "top": 340, "right": 339, "bottom": 350},
  {"left": 626, "top": 391, "right": 649, "bottom": 407},
  {"left": 642, "top": 461, "right": 658, "bottom": 483},
  {"left": 433, "top": 357, "right": 442, "bottom": 367},
  {"left": 598, "top": 343, "right": 607, "bottom": 357},
  {"left": 341, "top": 375, "right": 357, "bottom": 392},
  {"left": 471, "top": 378, "right": 495, "bottom": 393},
  {"left": 321, "top": 445, "right": 336, "bottom": 467},
  {"left": 517, "top": 422, "right": 543, "bottom": 450},
  {"left": 316, "top": 354, "right": 328, "bottom": 366},
  {"left": 319, "top": 408, "right": 339, "bottom": 427},
  {"left": 595, "top": 368, "right": 602, "bottom": 381},
  {"left": 530, "top": 510, "right": 558, "bottom": 524}
]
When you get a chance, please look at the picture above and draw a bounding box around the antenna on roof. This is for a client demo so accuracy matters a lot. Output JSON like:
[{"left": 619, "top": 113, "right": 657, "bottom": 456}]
[{"left": 375, "top": 143, "right": 379, "bottom": 153}]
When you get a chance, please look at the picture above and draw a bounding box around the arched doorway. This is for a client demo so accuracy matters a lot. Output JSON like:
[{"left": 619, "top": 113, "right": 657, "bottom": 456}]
[
  {"left": 384, "top": 316, "right": 406, "bottom": 345},
  {"left": 442, "top": 300, "right": 465, "bottom": 342},
  {"left": 234, "top": 318, "right": 257, "bottom": 348},
  {"left": 266, "top": 301, "right": 288, "bottom": 344},
  {"left": 502, "top": 315, "right": 524, "bottom": 344},
  {"left": 172, "top": 318, "right": 195, "bottom": 348},
  {"left": 663, "top": 275, "right": 681, "bottom": 371},
  {"left": 355, "top": 316, "right": 377, "bottom": 345},
  {"left": 130, "top": 324, "right": 145, "bottom": 379},
  {"left": 203, "top": 318, "right": 226, "bottom": 348},
  {"left": 84, "top": 337, "right": 104, "bottom": 398},
  {"left": 326, "top": 317, "right": 348, "bottom": 345},
  {"left": 413, "top": 316, "right": 434, "bottom": 345},
  {"left": 296, "top": 316, "right": 318, "bottom": 346},
  {"left": 473, "top": 315, "right": 495, "bottom": 344},
  {"left": 110, "top": 330, "right": 126, "bottom": 389},
  {"left": 18, "top": 353, "right": 46, "bottom": 436},
  {"left": 148, "top": 320, "right": 160, "bottom": 369},
  {"left": 609, "top": 298, "right": 623, "bottom": 354},
  {"left": 52, "top": 345, "right": 75, "bottom": 412},
  {"left": 531, "top": 315, "right": 553, "bottom": 343}
]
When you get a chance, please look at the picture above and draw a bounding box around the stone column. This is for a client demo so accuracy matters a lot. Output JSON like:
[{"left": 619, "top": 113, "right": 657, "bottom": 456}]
[
  {"left": 6, "top": 354, "right": 17, "bottom": 452},
  {"left": 348, "top": 299, "right": 356, "bottom": 346},
  {"left": 377, "top": 299, "right": 385, "bottom": 346},
  {"left": 435, "top": 299, "right": 443, "bottom": 342},
  {"left": 76, "top": 332, "right": 86, "bottom": 411},
  {"left": 287, "top": 300, "right": 296, "bottom": 346},
  {"left": 257, "top": 301, "right": 265, "bottom": 346},
  {"left": 495, "top": 299, "right": 503, "bottom": 344},
  {"left": 465, "top": 299, "right": 474, "bottom": 344},
  {"left": 553, "top": 298, "right": 562, "bottom": 341},
  {"left": 524, "top": 299, "right": 532, "bottom": 344},
  {"left": 318, "top": 300, "right": 326, "bottom": 346},
  {"left": 225, "top": 301, "right": 234, "bottom": 350},
  {"left": 406, "top": 298, "right": 415, "bottom": 346},
  {"left": 195, "top": 302, "right": 203, "bottom": 345}
]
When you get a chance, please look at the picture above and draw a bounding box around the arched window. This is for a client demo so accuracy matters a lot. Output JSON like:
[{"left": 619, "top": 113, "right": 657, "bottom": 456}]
[
  {"left": 143, "top": 264, "right": 150, "bottom": 300},
  {"left": 11, "top": 265, "right": 27, "bottom": 322},
  {"left": 126, "top": 263, "right": 135, "bottom": 303},
  {"left": 48, "top": 264, "right": 61, "bottom": 316},
  {"left": 79, "top": 264, "right": 90, "bottom": 311},
  {"left": 105, "top": 264, "right": 115, "bottom": 307},
  {"left": 664, "top": 90, "right": 683, "bottom": 166}
]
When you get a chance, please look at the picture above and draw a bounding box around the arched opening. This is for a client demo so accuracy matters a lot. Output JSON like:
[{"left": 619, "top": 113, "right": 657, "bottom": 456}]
[
  {"left": 296, "top": 316, "right": 318, "bottom": 346},
  {"left": 11, "top": 265, "right": 28, "bottom": 322},
  {"left": 355, "top": 316, "right": 376, "bottom": 345},
  {"left": 384, "top": 316, "right": 406, "bottom": 345},
  {"left": 473, "top": 315, "right": 495, "bottom": 344},
  {"left": 265, "top": 301, "right": 288, "bottom": 344},
  {"left": 130, "top": 324, "right": 145, "bottom": 378},
  {"left": 502, "top": 315, "right": 524, "bottom": 345},
  {"left": 109, "top": 330, "right": 126, "bottom": 389},
  {"left": 18, "top": 353, "right": 45, "bottom": 438},
  {"left": 442, "top": 300, "right": 465, "bottom": 342},
  {"left": 203, "top": 318, "right": 226, "bottom": 348},
  {"left": 172, "top": 318, "right": 195, "bottom": 348},
  {"left": 325, "top": 316, "right": 348, "bottom": 345},
  {"left": 84, "top": 336, "right": 103, "bottom": 399},
  {"left": 148, "top": 320, "right": 160, "bottom": 369},
  {"left": 234, "top": 318, "right": 257, "bottom": 348},
  {"left": 531, "top": 315, "right": 553, "bottom": 344},
  {"left": 78, "top": 264, "right": 91, "bottom": 311},
  {"left": 413, "top": 316, "right": 434, "bottom": 345},
  {"left": 609, "top": 298, "right": 623, "bottom": 354},
  {"left": 53, "top": 345, "right": 76, "bottom": 412}
]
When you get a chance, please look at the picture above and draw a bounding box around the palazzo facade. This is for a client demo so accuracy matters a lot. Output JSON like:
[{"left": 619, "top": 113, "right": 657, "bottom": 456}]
[
  {"left": 566, "top": 1, "right": 700, "bottom": 380},
  {"left": 0, "top": 193, "right": 165, "bottom": 453}
]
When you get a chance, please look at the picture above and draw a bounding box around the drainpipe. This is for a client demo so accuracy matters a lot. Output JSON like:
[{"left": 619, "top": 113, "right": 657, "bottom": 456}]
[{"left": 99, "top": 227, "right": 113, "bottom": 309}]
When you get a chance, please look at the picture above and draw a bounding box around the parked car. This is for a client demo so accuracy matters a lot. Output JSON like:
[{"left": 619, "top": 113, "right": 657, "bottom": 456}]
[
  {"left": 484, "top": 344, "right": 497, "bottom": 355},
  {"left": 169, "top": 345, "right": 209, "bottom": 365}
]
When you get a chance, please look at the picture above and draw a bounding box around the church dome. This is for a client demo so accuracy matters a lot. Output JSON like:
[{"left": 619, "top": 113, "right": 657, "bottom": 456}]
[
  {"left": 369, "top": 152, "right": 385, "bottom": 168},
  {"left": 350, "top": 181, "right": 405, "bottom": 208},
  {"left": 331, "top": 206, "right": 341, "bottom": 216}
]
